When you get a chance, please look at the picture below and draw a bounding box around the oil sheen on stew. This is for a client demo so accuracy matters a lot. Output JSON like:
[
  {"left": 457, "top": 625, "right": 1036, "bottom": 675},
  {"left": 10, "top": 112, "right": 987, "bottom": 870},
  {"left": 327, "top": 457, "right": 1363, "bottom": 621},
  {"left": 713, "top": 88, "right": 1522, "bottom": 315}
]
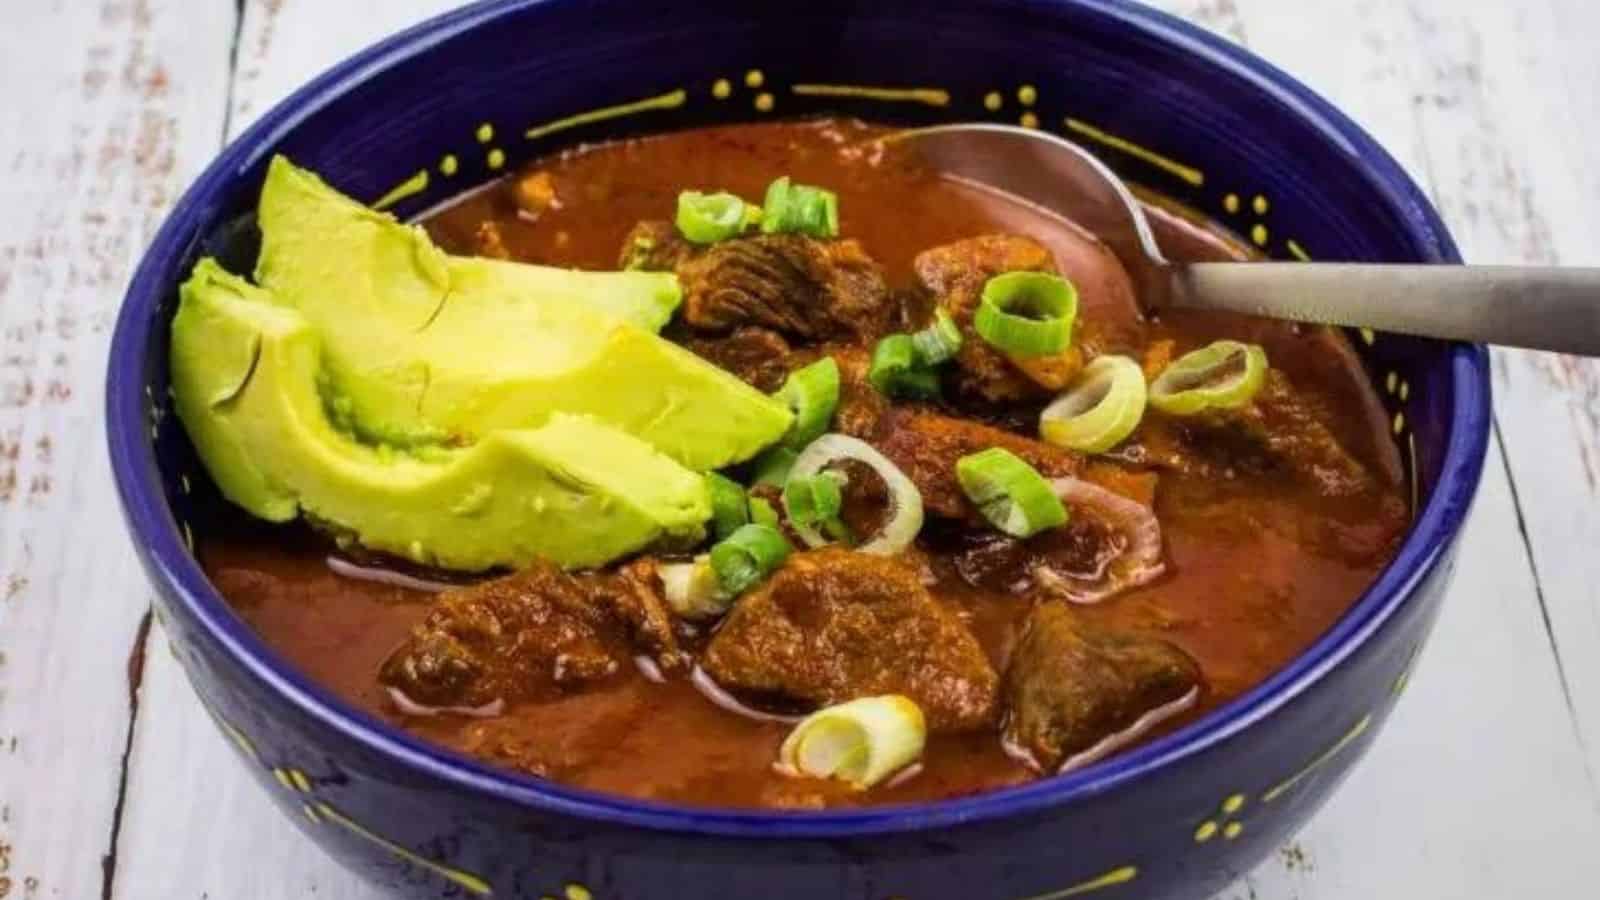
[{"left": 199, "top": 119, "right": 1408, "bottom": 810}]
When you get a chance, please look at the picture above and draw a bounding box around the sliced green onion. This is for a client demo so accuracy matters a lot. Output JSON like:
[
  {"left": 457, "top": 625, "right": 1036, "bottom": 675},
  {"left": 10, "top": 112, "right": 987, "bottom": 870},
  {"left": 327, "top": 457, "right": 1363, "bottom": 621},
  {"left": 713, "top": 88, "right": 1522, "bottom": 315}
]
[
  {"left": 775, "top": 357, "right": 841, "bottom": 449},
  {"left": 1149, "top": 340, "right": 1268, "bottom": 416},
  {"left": 1040, "top": 355, "right": 1149, "bottom": 454},
  {"left": 706, "top": 473, "right": 750, "bottom": 540},
  {"left": 658, "top": 555, "right": 732, "bottom": 620},
  {"left": 748, "top": 496, "right": 781, "bottom": 530},
  {"left": 869, "top": 334, "right": 941, "bottom": 400},
  {"left": 709, "top": 524, "right": 793, "bottom": 595},
  {"left": 789, "top": 434, "right": 924, "bottom": 554},
  {"left": 776, "top": 695, "right": 926, "bottom": 789},
  {"left": 956, "top": 447, "right": 1069, "bottom": 537},
  {"left": 974, "top": 271, "right": 1079, "bottom": 358},
  {"left": 675, "top": 191, "right": 753, "bottom": 244},
  {"left": 782, "top": 472, "right": 845, "bottom": 526},
  {"left": 752, "top": 447, "right": 799, "bottom": 487},
  {"left": 911, "top": 309, "right": 963, "bottom": 366},
  {"left": 760, "top": 176, "right": 840, "bottom": 238}
]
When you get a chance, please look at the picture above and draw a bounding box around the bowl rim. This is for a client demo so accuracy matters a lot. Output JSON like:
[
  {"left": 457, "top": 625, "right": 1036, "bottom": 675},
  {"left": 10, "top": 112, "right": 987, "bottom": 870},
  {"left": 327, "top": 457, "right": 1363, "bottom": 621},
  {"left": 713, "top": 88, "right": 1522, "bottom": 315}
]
[{"left": 107, "top": 0, "right": 1490, "bottom": 838}]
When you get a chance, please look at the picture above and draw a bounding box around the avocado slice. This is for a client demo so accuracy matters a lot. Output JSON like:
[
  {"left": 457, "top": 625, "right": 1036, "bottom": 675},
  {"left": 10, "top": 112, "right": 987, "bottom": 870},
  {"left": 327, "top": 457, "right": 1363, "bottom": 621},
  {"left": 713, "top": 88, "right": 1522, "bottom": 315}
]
[
  {"left": 254, "top": 157, "right": 791, "bottom": 468},
  {"left": 171, "top": 259, "right": 711, "bottom": 571}
]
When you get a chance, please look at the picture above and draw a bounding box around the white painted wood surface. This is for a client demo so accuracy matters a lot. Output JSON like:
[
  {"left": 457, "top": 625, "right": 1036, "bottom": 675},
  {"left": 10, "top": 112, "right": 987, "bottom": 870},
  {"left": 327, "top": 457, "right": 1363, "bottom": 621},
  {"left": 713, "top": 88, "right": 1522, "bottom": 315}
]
[{"left": 1, "top": 1, "right": 1597, "bottom": 898}]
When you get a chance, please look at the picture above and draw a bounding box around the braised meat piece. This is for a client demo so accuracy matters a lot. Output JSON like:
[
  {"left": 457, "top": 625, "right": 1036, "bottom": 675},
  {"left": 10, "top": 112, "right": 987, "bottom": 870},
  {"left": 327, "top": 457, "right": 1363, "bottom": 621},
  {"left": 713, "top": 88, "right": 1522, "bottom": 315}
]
[
  {"left": 1133, "top": 367, "right": 1379, "bottom": 498},
  {"left": 702, "top": 549, "right": 999, "bottom": 732},
  {"left": 682, "top": 327, "right": 796, "bottom": 393},
  {"left": 914, "top": 235, "right": 1083, "bottom": 403},
  {"left": 871, "top": 408, "right": 1083, "bottom": 519},
  {"left": 677, "top": 234, "right": 894, "bottom": 340},
  {"left": 1003, "top": 603, "right": 1201, "bottom": 772},
  {"left": 380, "top": 560, "right": 682, "bottom": 709},
  {"left": 618, "top": 220, "right": 695, "bottom": 272}
]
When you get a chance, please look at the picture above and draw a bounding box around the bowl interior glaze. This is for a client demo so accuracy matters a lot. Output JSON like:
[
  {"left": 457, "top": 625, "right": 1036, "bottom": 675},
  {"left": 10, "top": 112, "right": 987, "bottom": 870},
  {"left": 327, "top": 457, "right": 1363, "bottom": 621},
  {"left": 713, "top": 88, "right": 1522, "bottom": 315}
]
[{"left": 108, "top": 0, "right": 1489, "bottom": 837}]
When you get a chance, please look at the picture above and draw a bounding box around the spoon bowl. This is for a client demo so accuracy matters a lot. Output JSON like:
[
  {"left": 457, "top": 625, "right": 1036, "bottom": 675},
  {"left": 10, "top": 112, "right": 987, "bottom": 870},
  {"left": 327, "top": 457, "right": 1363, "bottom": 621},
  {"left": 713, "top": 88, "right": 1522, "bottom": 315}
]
[{"left": 900, "top": 124, "right": 1600, "bottom": 356}]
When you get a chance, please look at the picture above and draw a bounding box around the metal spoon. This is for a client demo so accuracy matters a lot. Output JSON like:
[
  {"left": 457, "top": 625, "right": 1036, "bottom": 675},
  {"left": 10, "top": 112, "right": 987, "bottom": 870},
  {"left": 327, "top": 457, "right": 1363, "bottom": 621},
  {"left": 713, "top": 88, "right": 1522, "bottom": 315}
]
[{"left": 897, "top": 124, "right": 1600, "bottom": 356}]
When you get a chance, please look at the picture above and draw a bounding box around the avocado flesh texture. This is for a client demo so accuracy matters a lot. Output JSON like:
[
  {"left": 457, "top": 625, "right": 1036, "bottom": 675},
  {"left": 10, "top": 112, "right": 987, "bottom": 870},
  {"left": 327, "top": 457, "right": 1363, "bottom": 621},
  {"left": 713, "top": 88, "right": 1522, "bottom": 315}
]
[
  {"left": 171, "top": 260, "right": 711, "bottom": 571},
  {"left": 254, "top": 156, "right": 791, "bottom": 468}
]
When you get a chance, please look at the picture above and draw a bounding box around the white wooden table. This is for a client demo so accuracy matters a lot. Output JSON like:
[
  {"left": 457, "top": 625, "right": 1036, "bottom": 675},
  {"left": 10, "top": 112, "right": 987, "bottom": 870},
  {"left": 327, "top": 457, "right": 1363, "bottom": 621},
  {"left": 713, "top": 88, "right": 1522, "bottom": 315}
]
[{"left": 2, "top": 1, "right": 1597, "bottom": 897}]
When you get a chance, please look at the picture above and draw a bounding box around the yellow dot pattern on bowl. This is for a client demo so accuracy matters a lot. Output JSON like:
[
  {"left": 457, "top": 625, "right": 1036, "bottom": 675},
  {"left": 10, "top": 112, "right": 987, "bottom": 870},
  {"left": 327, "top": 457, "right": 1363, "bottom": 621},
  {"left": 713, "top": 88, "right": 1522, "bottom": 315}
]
[
  {"left": 984, "top": 90, "right": 1003, "bottom": 111},
  {"left": 745, "top": 69, "right": 765, "bottom": 88},
  {"left": 1392, "top": 411, "right": 1406, "bottom": 435},
  {"left": 1018, "top": 84, "right": 1038, "bottom": 106},
  {"left": 755, "top": 92, "right": 775, "bottom": 112},
  {"left": 1251, "top": 223, "right": 1269, "bottom": 246},
  {"left": 1194, "top": 821, "right": 1219, "bottom": 843},
  {"left": 1252, "top": 194, "right": 1269, "bottom": 215},
  {"left": 440, "top": 154, "right": 459, "bottom": 177},
  {"left": 713, "top": 78, "right": 732, "bottom": 99},
  {"left": 566, "top": 885, "right": 593, "bottom": 900},
  {"left": 488, "top": 148, "right": 507, "bottom": 170},
  {"left": 1399, "top": 380, "right": 1410, "bottom": 402},
  {"left": 1020, "top": 111, "right": 1040, "bottom": 129},
  {"left": 1361, "top": 327, "right": 1377, "bottom": 346},
  {"left": 1386, "top": 371, "right": 1399, "bottom": 394},
  {"left": 1221, "top": 793, "right": 1245, "bottom": 814},
  {"left": 1223, "top": 193, "right": 1240, "bottom": 214},
  {"left": 476, "top": 122, "right": 494, "bottom": 143},
  {"left": 1223, "top": 821, "right": 1244, "bottom": 840}
]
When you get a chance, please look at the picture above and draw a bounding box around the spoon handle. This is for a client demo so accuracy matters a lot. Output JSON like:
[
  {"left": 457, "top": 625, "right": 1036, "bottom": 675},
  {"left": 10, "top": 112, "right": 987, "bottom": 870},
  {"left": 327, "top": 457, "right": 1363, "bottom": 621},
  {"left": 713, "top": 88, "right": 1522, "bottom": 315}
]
[{"left": 1165, "top": 263, "right": 1600, "bottom": 356}]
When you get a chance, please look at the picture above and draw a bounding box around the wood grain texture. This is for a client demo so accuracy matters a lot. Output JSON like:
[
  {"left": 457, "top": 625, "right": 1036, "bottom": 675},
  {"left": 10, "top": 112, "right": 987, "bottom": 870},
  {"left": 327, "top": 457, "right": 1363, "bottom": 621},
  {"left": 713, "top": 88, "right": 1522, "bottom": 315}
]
[
  {"left": 2, "top": 0, "right": 1597, "bottom": 898},
  {"left": 0, "top": 2, "right": 234, "bottom": 898}
]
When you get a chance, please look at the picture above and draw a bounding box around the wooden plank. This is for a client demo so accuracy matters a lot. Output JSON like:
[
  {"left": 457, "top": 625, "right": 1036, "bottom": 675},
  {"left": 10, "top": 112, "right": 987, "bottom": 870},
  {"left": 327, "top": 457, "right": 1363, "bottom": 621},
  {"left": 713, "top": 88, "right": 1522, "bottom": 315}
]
[
  {"left": 0, "top": 2, "right": 235, "bottom": 898},
  {"left": 1156, "top": 0, "right": 1600, "bottom": 893},
  {"left": 109, "top": 2, "right": 453, "bottom": 898}
]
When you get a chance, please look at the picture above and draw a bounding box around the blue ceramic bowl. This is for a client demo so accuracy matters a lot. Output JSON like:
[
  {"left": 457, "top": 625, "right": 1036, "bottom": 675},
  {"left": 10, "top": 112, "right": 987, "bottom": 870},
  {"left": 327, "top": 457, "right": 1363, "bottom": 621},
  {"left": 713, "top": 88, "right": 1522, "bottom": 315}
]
[{"left": 106, "top": 1, "right": 1490, "bottom": 897}]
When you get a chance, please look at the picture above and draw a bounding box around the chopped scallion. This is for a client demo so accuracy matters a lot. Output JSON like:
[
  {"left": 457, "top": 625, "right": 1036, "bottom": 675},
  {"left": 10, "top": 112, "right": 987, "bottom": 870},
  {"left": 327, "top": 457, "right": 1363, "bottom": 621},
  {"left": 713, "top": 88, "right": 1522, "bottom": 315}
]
[
  {"left": 782, "top": 472, "right": 845, "bottom": 526},
  {"left": 1148, "top": 340, "right": 1268, "bottom": 415},
  {"left": 776, "top": 695, "right": 927, "bottom": 789},
  {"left": 658, "top": 555, "right": 732, "bottom": 620},
  {"left": 751, "top": 447, "right": 799, "bottom": 487},
  {"left": 956, "top": 447, "right": 1069, "bottom": 537},
  {"left": 974, "top": 271, "right": 1078, "bottom": 357},
  {"left": 748, "top": 496, "right": 781, "bottom": 531},
  {"left": 705, "top": 472, "right": 750, "bottom": 540},
  {"left": 911, "top": 309, "right": 963, "bottom": 366},
  {"left": 709, "top": 523, "right": 792, "bottom": 595},
  {"left": 1039, "top": 355, "right": 1148, "bottom": 453},
  {"left": 760, "top": 176, "right": 840, "bottom": 238},
  {"left": 869, "top": 334, "right": 942, "bottom": 400},
  {"left": 775, "top": 357, "right": 841, "bottom": 449},
  {"left": 675, "top": 190, "right": 754, "bottom": 245}
]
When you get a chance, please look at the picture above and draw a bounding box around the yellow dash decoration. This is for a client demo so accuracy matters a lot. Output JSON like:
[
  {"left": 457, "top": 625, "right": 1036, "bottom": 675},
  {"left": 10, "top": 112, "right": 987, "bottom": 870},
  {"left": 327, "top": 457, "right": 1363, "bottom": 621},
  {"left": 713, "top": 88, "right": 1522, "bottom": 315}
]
[
  {"left": 1022, "top": 866, "right": 1140, "bottom": 900},
  {"left": 1286, "top": 239, "right": 1311, "bottom": 262},
  {"left": 790, "top": 83, "right": 951, "bottom": 107},
  {"left": 1064, "top": 118, "right": 1204, "bottom": 187},
  {"left": 524, "top": 89, "right": 688, "bottom": 141},
  {"left": 1262, "top": 714, "right": 1373, "bottom": 803},
  {"left": 373, "top": 169, "right": 430, "bottom": 210},
  {"left": 314, "top": 802, "right": 495, "bottom": 896},
  {"left": 1408, "top": 431, "right": 1420, "bottom": 515}
]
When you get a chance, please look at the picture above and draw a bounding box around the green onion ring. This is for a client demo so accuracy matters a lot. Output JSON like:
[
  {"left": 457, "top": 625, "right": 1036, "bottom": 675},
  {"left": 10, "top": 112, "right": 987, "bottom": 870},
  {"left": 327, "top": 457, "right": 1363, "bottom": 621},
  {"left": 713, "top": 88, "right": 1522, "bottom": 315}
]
[
  {"left": 658, "top": 555, "right": 732, "bottom": 619},
  {"left": 760, "top": 176, "right": 840, "bottom": 238},
  {"left": 777, "top": 695, "right": 927, "bottom": 789},
  {"left": 1039, "top": 355, "right": 1148, "bottom": 454},
  {"left": 788, "top": 434, "right": 925, "bottom": 553},
  {"left": 709, "top": 523, "right": 792, "bottom": 595},
  {"left": 911, "top": 309, "right": 963, "bottom": 366},
  {"left": 748, "top": 496, "right": 781, "bottom": 530},
  {"left": 675, "top": 191, "right": 753, "bottom": 244},
  {"left": 705, "top": 472, "right": 750, "bottom": 540},
  {"left": 782, "top": 472, "right": 846, "bottom": 526},
  {"left": 751, "top": 446, "right": 799, "bottom": 487},
  {"left": 955, "top": 447, "right": 1069, "bottom": 537},
  {"left": 869, "top": 334, "right": 941, "bottom": 400},
  {"left": 974, "top": 271, "right": 1079, "bottom": 358},
  {"left": 775, "top": 357, "right": 841, "bottom": 449},
  {"left": 1148, "top": 340, "right": 1268, "bottom": 415}
]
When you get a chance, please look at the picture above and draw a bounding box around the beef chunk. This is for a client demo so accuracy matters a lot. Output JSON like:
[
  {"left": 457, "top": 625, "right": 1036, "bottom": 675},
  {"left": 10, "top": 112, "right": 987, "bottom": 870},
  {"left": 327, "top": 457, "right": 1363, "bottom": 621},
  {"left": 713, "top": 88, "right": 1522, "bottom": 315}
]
[
  {"left": 1003, "top": 603, "right": 1201, "bottom": 772},
  {"left": 702, "top": 548, "right": 999, "bottom": 732},
  {"left": 677, "top": 234, "right": 893, "bottom": 340},
  {"left": 682, "top": 327, "right": 796, "bottom": 393},
  {"left": 870, "top": 408, "right": 1083, "bottom": 519},
  {"left": 914, "top": 235, "right": 1083, "bottom": 403},
  {"left": 1133, "top": 367, "right": 1378, "bottom": 498},
  {"left": 618, "top": 220, "right": 695, "bottom": 272},
  {"left": 381, "top": 560, "right": 683, "bottom": 709}
]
